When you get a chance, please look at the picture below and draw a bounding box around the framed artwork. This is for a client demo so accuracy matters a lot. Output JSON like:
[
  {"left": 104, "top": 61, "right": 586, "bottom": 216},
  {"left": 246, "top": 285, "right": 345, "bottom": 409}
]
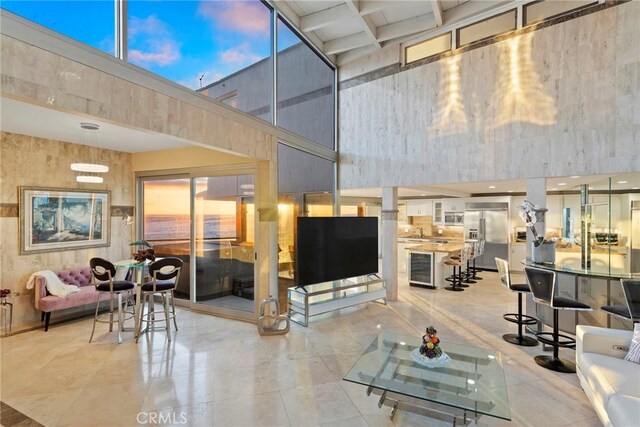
[{"left": 19, "top": 187, "right": 110, "bottom": 254}]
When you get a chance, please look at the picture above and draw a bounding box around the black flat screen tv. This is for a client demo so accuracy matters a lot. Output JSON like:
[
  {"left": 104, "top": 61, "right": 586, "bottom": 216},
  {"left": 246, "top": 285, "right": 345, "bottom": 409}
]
[{"left": 295, "top": 216, "right": 378, "bottom": 287}]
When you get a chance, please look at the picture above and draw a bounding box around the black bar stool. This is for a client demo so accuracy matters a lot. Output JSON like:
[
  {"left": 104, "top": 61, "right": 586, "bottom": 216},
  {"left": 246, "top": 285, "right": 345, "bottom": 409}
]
[
  {"left": 524, "top": 267, "right": 592, "bottom": 373},
  {"left": 444, "top": 245, "right": 471, "bottom": 291},
  {"left": 137, "top": 257, "right": 182, "bottom": 342},
  {"left": 601, "top": 279, "right": 640, "bottom": 323},
  {"left": 469, "top": 239, "right": 484, "bottom": 281},
  {"left": 89, "top": 257, "right": 136, "bottom": 344},
  {"left": 495, "top": 258, "right": 538, "bottom": 346}
]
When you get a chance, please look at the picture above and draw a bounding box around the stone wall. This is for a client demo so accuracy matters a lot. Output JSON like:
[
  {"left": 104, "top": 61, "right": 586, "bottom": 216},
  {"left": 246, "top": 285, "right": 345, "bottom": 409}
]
[
  {"left": 0, "top": 132, "right": 134, "bottom": 331},
  {"left": 338, "top": 1, "right": 640, "bottom": 190}
]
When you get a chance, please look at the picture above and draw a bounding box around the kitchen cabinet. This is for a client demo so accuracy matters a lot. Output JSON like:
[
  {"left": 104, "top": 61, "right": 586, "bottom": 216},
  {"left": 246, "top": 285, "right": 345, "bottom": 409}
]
[
  {"left": 406, "top": 200, "right": 432, "bottom": 217},
  {"left": 398, "top": 242, "right": 413, "bottom": 273},
  {"left": 398, "top": 203, "right": 407, "bottom": 224},
  {"left": 442, "top": 199, "right": 465, "bottom": 213},
  {"left": 433, "top": 201, "right": 443, "bottom": 224}
]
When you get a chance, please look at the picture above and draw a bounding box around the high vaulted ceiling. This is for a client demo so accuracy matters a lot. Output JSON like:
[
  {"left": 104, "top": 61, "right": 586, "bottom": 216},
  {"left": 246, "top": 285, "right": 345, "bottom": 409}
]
[{"left": 272, "top": 0, "right": 515, "bottom": 65}]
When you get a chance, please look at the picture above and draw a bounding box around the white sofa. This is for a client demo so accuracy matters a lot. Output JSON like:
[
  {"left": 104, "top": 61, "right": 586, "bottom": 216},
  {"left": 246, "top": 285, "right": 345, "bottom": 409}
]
[{"left": 576, "top": 325, "right": 640, "bottom": 427}]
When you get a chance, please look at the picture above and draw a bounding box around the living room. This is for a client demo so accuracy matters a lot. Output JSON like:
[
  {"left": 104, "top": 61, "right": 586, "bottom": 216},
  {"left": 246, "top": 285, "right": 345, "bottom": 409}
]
[{"left": 1, "top": 1, "right": 639, "bottom": 426}]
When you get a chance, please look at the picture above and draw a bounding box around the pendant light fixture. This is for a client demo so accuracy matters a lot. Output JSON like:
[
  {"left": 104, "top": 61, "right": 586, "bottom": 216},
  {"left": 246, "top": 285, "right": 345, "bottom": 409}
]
[{"left": 71, "top": 123, "right": 108, "bottom": 183}]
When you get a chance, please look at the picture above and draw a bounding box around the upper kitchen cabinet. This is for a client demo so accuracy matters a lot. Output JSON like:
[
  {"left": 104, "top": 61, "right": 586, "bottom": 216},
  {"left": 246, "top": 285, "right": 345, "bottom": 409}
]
[
  {"left": 398, "top": 202, "right": 408, "bottom": 223},
  {"left": 406, "top": 200, "right": 432, "bottom": 217},
  {"left": 433, "top": 201, "right": 443, "bottom": 224},
  {"left": 442, "top": 199, "right": 464, "bottom": 212}
]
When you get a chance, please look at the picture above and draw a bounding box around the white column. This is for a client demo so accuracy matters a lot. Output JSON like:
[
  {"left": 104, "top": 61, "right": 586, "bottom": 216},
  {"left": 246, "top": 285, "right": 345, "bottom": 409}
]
[
  {"left": 525, "top": 178, "right": 547, "bottom": 260},
  {"left": 382, "top": 187, "right": 398, "bottom": 301},
  {"left": 256, "top": 140, "right": 279, "bottom": 317}
]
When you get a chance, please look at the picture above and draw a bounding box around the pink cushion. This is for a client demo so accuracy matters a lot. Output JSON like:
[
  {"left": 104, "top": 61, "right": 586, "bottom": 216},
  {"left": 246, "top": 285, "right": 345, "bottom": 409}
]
[{"left": 56, "top": 268, "right": 93, "bottom": 287}]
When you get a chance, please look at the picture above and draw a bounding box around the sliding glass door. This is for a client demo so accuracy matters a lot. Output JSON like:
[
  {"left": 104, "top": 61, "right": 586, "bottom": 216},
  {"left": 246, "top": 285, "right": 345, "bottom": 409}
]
[
  {"left": 192, "top": 174, "right": 255, "bottom": 316},
  {"left": 140, "top": 170, "right": 257, "bottom": 319},
  {"left": 141, "top": 176, "right": 192, "bottom": 301}
]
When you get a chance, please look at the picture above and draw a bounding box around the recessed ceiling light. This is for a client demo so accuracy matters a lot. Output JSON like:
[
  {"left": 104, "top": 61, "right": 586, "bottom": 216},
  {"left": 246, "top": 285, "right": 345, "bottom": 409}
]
[
  {"left": 507, "top": 190, "right": 514, "bottom": 193},
  {"left": 570, "top": 176, "right": 580, "bottom": 179},
  {"left": 467, "top": 379, "right": 476, "bottom": 385},
  {"left": 558, "top": 183, "right": 567, "bottom": 186},
  {"left": 421, "top": 193, "right": 427, "bottom": 196},
  {"left": 550, "top": 188, "right": 558, "bottom": 191},
  {"left": 488, "top": 185, "right": 496, "bottom": 189},
  {"left": 618, "top": 180, "right": 628, "bottom": 184},
  {"left": 632, "top": 187, "right": 639, "bottom": 190}
]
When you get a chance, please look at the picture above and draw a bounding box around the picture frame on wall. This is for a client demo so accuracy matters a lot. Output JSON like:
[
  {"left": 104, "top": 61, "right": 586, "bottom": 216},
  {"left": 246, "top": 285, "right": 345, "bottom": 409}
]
[{"left": 19, "top": 187, "right": 110, "bottom": 254}]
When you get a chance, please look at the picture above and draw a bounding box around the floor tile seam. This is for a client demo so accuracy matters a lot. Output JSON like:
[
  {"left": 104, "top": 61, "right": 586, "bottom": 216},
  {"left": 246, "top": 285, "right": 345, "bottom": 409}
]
[
  {"left": 402, "top": 287, "right": 513, "bottom": 346},
  {"left": 275, "top": 389, "right": 294, "bottom": 427},
  {"left": 393, "top": 292, "right": 458, "bottom": 334},
  {"left": 382, "top": 301, "right": 425, "bottom": 336},
  {"left": 337, "top": 380, "right": 373, "bottom": 423}
]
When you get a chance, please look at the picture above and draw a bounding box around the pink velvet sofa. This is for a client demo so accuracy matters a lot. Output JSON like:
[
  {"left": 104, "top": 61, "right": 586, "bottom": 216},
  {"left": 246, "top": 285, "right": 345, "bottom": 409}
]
[{"left": 34, "top": 268, "right": 128, "bottom": 331}]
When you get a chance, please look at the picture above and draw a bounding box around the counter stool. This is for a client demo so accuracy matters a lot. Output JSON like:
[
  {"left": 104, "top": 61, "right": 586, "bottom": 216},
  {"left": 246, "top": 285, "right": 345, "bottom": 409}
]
[
  {"left": 89, "top": 258, "right": 136, "bottom": 344},
  {"left": 601, "top": 279, "right": 640, "bottom": 323},
  {"left": 444, "top": 245, "right": 471, "bottom": 292},
  {"left": 469, "top": 240, "right": 484, "bottom": 281},
  {"left": 495, "top": 258, "right": 538, "bottom": 346},
  {"left": 524, "top": 267, "right": 592, "bottom": 373},
  {"left": 137, "top": 257, "right": 182, "bottom": 343},
  {"left": 461, "top": 241, "right": 478, "bottom": 285}
]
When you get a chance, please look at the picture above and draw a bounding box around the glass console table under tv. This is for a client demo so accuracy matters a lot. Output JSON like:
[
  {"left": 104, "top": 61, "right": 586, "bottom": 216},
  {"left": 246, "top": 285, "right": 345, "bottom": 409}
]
[{"left": 287, "top": 276, "right": 386, "bottom": 326}]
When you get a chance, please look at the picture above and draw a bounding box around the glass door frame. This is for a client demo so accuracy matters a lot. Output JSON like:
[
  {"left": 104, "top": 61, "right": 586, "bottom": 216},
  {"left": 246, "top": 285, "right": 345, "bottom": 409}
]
[
  {"left": 189, "top": 165, "right": 258, "bottom": 322},
  {"left": 136, "top": 163, "right": 260, "bottom": 322}
]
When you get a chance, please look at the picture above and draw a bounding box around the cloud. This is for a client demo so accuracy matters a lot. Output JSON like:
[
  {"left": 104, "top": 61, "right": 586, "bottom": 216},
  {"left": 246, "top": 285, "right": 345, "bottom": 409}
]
[
  {"left": 198, "top": 1, "right": 270, "bottom": 36},
  {"left": 129, "top": 15, "right": 170, "bottom": 37},
  {"left": 129, "top": 41, "right": 181, "bottom": 67},
  {"left": 128, "top": 14, "right": 181, "bottom": 67},
  {"left": 220, "top": 43, "right": 262, "bottom": 65}
]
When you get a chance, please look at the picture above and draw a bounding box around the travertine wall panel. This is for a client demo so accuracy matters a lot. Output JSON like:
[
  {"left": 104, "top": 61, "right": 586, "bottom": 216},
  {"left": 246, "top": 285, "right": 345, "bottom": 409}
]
[
  {"left": 0, "top": 34, "right": 272, "bottom": 161},
  {"left": 0, "top": 132, "right": 134, "bottom": 331},
  {"left": 338, "top": 2, "right": 640, "bottom": 190}
]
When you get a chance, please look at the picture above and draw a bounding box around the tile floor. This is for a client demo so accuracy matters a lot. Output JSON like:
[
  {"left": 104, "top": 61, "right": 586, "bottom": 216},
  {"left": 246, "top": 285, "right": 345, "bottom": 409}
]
[{"left": 0, "top": 271, "right": 602, "bottom": 427}]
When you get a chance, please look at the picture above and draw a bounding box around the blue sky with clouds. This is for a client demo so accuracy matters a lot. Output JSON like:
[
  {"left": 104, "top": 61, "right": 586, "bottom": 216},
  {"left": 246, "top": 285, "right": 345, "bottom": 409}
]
[{"left": 3, "top": 0, "right": 300, "bottom": 89}]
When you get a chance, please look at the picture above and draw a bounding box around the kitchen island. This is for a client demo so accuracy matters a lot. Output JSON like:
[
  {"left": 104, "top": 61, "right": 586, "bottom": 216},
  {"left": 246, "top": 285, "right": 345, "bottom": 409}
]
[{"left": 405, "top": 242, "right": 465, "bottom": 289}]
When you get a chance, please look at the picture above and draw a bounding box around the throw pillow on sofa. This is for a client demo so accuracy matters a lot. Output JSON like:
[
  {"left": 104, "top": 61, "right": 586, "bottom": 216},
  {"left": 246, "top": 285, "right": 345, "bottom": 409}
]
[{"left": 624, "top": 323, "right": 640, "bottom": 364}]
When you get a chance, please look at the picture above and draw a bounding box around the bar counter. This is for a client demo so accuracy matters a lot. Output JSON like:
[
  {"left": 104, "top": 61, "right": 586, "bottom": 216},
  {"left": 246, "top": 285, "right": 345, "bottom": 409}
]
[{"left": 521, "top": 260, "right": 637, "bottom": 334}]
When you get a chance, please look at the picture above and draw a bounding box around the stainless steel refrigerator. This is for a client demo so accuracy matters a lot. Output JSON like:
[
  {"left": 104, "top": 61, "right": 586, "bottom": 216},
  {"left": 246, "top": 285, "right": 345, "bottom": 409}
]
[{"left": 464, "top": 202, "right": 509, "bottom": 270}]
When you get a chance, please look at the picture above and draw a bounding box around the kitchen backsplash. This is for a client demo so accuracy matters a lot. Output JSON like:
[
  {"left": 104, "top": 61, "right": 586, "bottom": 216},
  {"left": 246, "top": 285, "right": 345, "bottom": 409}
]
[{"left": 398, "top": 216, "right": 464, "bottom": 239}]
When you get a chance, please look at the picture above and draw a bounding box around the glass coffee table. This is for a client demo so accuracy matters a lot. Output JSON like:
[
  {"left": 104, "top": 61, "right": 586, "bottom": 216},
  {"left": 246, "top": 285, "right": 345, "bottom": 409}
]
[{"left": 343, "top": 332, "right": 511, "bottom": 425}]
